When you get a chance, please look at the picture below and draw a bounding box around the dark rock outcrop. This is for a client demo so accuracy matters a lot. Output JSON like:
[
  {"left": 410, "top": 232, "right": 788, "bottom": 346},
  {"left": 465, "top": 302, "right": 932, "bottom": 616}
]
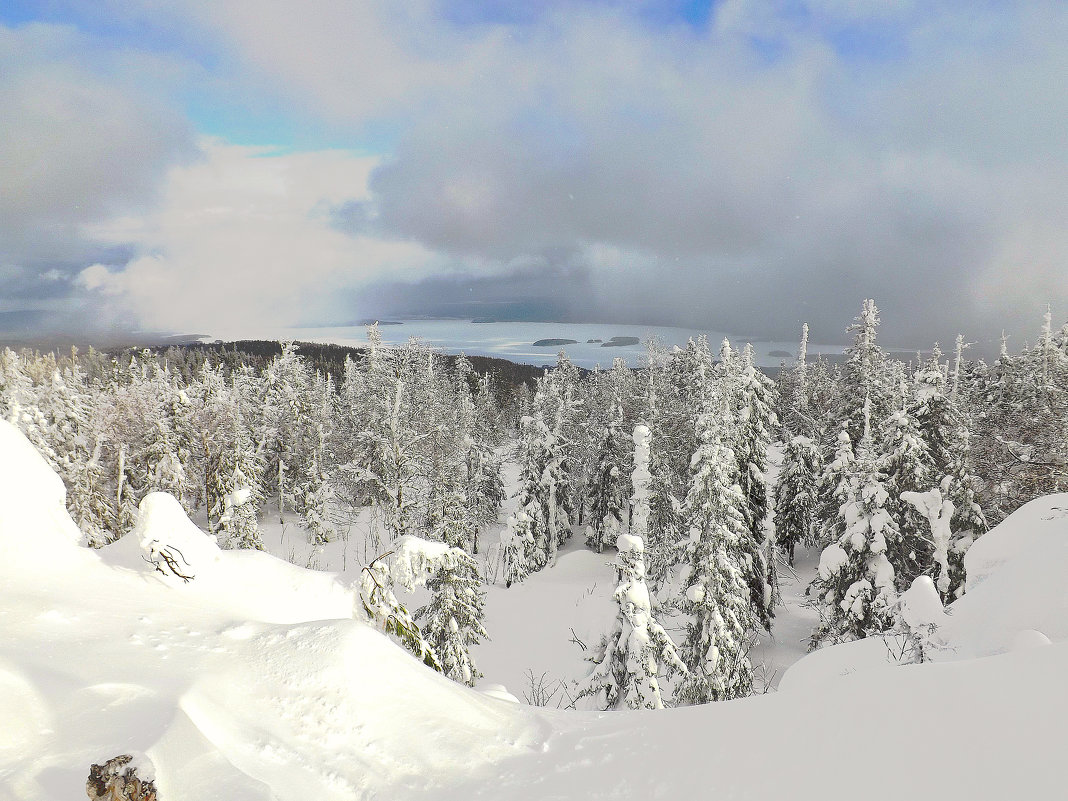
[{"left": 87, "top": 755, "right": 157, "bottom": 801}]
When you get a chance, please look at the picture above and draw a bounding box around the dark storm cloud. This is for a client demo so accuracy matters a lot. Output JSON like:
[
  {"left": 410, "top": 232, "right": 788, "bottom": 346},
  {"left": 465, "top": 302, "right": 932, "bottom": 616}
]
[
  {"left": 351, "top": 261, "right": 598, "bottom": 324},
  {"left": 340, "top": 2, "right": 1068, "bottom": 348}
]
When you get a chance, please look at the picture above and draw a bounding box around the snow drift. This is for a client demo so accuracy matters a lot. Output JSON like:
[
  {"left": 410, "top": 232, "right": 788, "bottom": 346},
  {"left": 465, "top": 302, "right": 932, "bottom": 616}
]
[{"left": 1, "top": 420, "right": 1067, "bottom": 800}]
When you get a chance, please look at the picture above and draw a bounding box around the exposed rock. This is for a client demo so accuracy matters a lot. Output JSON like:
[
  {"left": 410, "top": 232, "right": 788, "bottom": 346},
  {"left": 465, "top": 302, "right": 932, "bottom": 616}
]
[{"left": 87, "top": 754, "right": 158, "bottom": 801}]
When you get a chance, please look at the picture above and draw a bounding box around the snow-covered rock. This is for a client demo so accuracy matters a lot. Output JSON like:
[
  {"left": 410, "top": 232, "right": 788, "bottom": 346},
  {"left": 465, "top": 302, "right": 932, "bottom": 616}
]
[{"left": 136, "top": 492, "right": 222, "bottom": 583}]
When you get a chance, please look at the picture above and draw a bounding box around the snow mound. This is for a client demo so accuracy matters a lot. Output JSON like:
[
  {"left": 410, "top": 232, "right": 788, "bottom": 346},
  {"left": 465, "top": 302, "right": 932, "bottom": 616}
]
[
  {"left": 3, "top": 423, "right": 1068, "bottom": 799},
  {"left": 136, "top": 492, "right": 222, "bottom": 582},
  {"left": 965, "top": 492, "right": 1068, "bottom": 590},
  {"left": 1012, "top": 629, "right": 1052, "bottom": 650},
  {"left": 898, "top": 575, "right": 945, "bottom": 630},
  {"left": 944, "top": 494, "right": 1068, "bottom": 656},
  {"left": 784, "top": 493, "right": 1068, "bottom": 690},
  {"left": 0, "top": 420, "right": 84, "bottom": 557},
  {"left": 0, "top": 657, "right": 51, "bottom": 762}
]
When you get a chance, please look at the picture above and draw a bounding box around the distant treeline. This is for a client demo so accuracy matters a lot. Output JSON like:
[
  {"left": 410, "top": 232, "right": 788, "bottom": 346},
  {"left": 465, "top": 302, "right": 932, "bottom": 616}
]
[{"left": 134, "top": 340, "right": 547, "bottom": 405}]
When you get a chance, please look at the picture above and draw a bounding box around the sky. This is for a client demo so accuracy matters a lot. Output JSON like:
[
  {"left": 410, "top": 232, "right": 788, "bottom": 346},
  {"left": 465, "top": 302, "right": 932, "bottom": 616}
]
[{"left": 2, "top": 0, "right": 1067, "bottom": 350}]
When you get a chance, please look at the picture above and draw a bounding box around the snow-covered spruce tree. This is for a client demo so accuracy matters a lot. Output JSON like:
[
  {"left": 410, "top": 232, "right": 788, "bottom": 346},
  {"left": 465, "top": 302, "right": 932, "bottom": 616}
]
[
  {"left": 463, "top": 432, "right": 504, "bottom": 555},
  {"left": 578, "top": 423, "right": 688, "bottom": 709},
  {"left": 732, "top": 343, "right": 780, "bottom": 629},
  {"left": 585, "top": 394, "right": 631, "bottom": 553},
  {"left": 359, "top": 538, "right": 448, "bottom": 672},
  {"left": 578, "top": 533, "right": 687, "bottom": 710},
  {"left": 331, "top": 329, "right": 425, "bottom": 548},
  {"left": 542, "top": 352, "right": 580, "bottom": 558},
  {"left": 908, "top": 349, "right": 987, "bottom": 597},
  {"left": 805, "top": 355, "right": 843, "bottom": 441},
  {"left": 146, "top": 359, "right": 197, "bottom": 513},
  {"left": 455, "top": 355, "right": 504, "bottom": 553},
  {"left": 261, "top": 342, "right": 314, "bottom": 524},
  {"left": 638, "top": 346, "right": 687, "bottom": 589},
  {"left": 839, "top": 299, "right": 894, "bottom": 446},
  {"left": 35, "top": 356, "right": 114, "bottom": 546},
  {"left": 298, "top": 370, "right": 336, "bottom": 545},
  {"left": 889, "top": 574, "right": 947, "bottom": 665},
  {"left": 500, "top": 399, "right": 553, "bottom": 586},
  {"left": 0, "top": 347, "right": 32, "bottom": 427},
  {"left": 416, "top": 486, "right": 488, "bottom": 686},
  {"left": 900, "top": 487, "right": 957, "bottom": 602},
  {"left": 645, "top": 337, "right": 714, "bottom": 589},
  {"left": 808, "top": 417, "right": 899, "bottom": 649},
  {"left": 66, "top": 422, "right": 116, "bottom": 546},
  {"left": 778, "top": 323, "right": 816, "bottom": 438},
  {"left": 102, "top": 356, "right": 187, "bottom": 534},
  {"left": 206, "top": 407, "right": 266, "bottom": 551},
  {"left": 674, "top": 389, "right": 757, "bottom": 704},
  {"left": 635, "top": 350, "right": 673, "bottom": 586},
  {"left": 0, "top": 348, "right": 59, "bottom": 470},
  {"left": 813, "top": 301, "right": 892, "bottom": 537},
  {"left": 360, "top": 536, "right": 488, "bottom": 677},
  {"left": 773, "top": 435, "right": 821, "bottom": 564},
  {"left": 500, "top": 358, "right": 580, "bottom": 585},
  {"left": 630, "top": 424, "right": 653, "bottom": 541},
  {"left": 500, "top": 501, "right": 537, "bottom": 588},
  {"left": 879, "top": 397, "right": 934, "bottom": 589},
  {"left": 185, "top": 363, "right": 266, "bottom": 550}
]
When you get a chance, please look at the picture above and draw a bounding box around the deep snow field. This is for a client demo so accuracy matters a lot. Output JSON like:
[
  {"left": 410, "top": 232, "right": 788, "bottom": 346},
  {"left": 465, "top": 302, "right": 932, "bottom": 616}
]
[{"left": 2, "top": 418, "right": 1067, "bottom": 800}]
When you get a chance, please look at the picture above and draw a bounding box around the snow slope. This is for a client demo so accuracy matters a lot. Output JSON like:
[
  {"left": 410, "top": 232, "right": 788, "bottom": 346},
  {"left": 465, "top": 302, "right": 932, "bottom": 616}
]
[{"left": 2, "top": 420, "right": 1067, "bottom": 800}]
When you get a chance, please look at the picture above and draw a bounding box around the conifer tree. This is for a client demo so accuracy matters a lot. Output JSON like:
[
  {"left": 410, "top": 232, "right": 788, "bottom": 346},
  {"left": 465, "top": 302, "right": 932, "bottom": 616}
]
[
  {"left": 840, "top": 299, "right": 893, "bottom": 447},
  {"left": 646, "top": 338, "right": 713, "bottom": 588},
  {"left": 675, "top": 390, "right": 756, "bottom": 704},
  {"left": 732, "top": 344, "right": 780, "bottom": 629},
  {"left": 416, "top": 486, "right": 488, "bottom": 686},
  {"left": 262, "top": 342, "right": 313, "bottom": 523},
  {"left": 332, "top": 330, "right": 424, "bottom": 547},
  {"left": 0, "top": 347, "right": 32, "bottom": 427},
  {"left": 578, "top": 533, "right": 687, "bottom": 710},
  {"left": 299, "top": 371, "right": 335, "bottom": 545},
  {"left": 773, "top": 435, "right": 821, "bottom": 564},
  {"left": 455, "top": 356, "right": 504, "bottom": 553},
  {"left": 206, "top": 406, "right": 266, "bottom": 551},
  {"left": 907, "top": 348, "right": 987, "bottom": 596},
  {"left": 809, "top": 418, "right": 899, "bottom": 648},
  {"left": 879, "top": 397, "right": 933, "bottom": 587},
  {"left": 500, "top": 400, "right": 553, "bottom": 585},
  {"left": 585, "top": 395, "right": 630, "bottom": 553}
]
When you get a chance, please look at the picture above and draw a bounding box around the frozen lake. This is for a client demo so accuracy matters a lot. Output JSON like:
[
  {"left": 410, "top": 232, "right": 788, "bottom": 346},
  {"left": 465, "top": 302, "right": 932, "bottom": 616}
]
[{"left": 208, "top": 319, "right": 844, "bottom": 370}]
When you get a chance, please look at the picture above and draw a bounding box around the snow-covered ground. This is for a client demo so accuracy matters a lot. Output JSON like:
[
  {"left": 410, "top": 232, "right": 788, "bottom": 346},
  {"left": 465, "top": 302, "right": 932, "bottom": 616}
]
[{"left": 3, "top": 419, "right": 1067, "bottom": 799}]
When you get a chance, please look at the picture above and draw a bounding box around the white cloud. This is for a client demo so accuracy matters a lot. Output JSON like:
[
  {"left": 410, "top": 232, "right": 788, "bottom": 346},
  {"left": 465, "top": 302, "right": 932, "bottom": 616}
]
[
  {"left": 80, "top": 140, "right": 447, "bottom": 333},
  {"left": 14, "top": 2, "right": 1068, "bottom": 345},
  {"left": 0, "top": 22, "right": 195, "bottom": 274}
]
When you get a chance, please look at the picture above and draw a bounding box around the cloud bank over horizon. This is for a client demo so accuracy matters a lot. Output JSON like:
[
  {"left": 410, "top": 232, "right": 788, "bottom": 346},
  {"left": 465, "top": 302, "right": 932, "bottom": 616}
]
[{"left": 3, "top": 1, "right": 1068, "bottom": 349}]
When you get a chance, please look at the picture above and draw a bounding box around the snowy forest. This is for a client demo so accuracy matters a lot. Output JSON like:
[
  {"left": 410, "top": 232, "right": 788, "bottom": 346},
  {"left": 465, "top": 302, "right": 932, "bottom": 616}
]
[{"left": 2, "top": 300, "right": 1068, "bottom": 709}]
